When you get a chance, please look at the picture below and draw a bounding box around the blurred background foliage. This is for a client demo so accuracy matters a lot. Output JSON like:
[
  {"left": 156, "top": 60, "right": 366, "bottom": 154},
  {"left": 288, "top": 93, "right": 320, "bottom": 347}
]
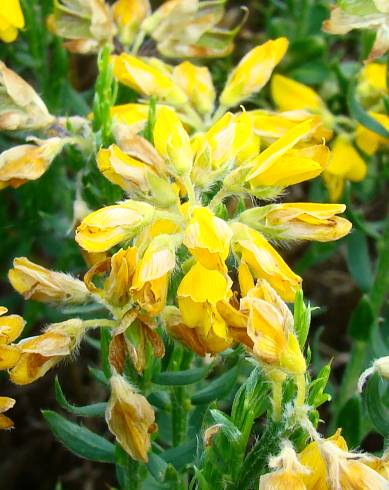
[{"left": 0, "top": 0, "right": 388, "bottom": 488}]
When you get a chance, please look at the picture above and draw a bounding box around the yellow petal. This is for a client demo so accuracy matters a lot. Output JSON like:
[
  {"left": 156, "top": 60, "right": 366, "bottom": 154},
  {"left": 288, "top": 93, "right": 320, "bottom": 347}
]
[
  {"left": 355, "top": 112, "right": 389, "bottom": 155},
  {"left": 327, "top": 135, "right": 366, "bottom": 180},
  {"left": 1, "top": 0, "right": 24, "bottom": 29},
  {"left": 271, "top": 74, "right": 323, "bottom": 112},
  {"left": 0, "top": 313, "right": 25, "bottom": 344},
  {"left": 0, "top": 344, "right": 21, "bottom": 369}
]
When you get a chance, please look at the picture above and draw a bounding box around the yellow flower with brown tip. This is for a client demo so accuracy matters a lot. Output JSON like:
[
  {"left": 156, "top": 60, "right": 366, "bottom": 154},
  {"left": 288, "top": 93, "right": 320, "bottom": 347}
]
[
  {"left": 105, "top": 374, "right": 156, "bottom": 462},
  {"left": 324, "top": 134, "right": 367, "bottom": 201},
  {"left": 8, "top": 257, "right": 90, "bottom": 304},
  {"left": 355, "top": 111, "right": 389, "bottom": 155},
  {"left": 0, "top": 138, "right": 66, "bottom": 190},
  {"left": 112, "top": 0, "right": 150, "bottom": 45},
  {"left": 183, "top": 207, "right": 232, "bottom": 271},
  {"left": 0, "top": 307, "right": 24, "bottom": 370},
  {"left": 220, "top": 38, "right": 289, "bottom": 107},
  {"left": 239, "top": 202, "right": 352, "bottom": 242},
  {"left": 0, "top": 396, "right": 15, "bottom": 430},
  {"left": 75, "top": 200, "right": 155, "bottom": 253},
  {"left": 173, "top": 62, "right": 215, "bottom": 115},
  {"left": 10, "top": 319, "right": 84, "bottom": 385},
  {"left": 112, "top": 53, "right": 187, "bottom": 106},
  {"left": 131, "top": 235, "right": 178, "bottom": 315},
  {"left": 0, "top": 0, "right": 24, "bottom": 43},
  {"left": 231, "top": 222, "right": 302, "bottom": 303},
  {"left": 0, "top": 62, "right": 53, "bottom": 131},
  {"left": 259, "top": 441, "right": 310, "bottom": 490},
  {"left": 177, "top": 261, "right": 232, "bottom": 341}
]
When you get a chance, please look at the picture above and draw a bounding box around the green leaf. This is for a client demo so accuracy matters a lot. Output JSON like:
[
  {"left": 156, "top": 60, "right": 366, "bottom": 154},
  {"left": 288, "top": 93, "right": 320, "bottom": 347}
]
[
  {"left": 337, "top": 397, "right": 362, "bottom": 447},
  {"left": 347, "top": 296, "right": 375, "bottom": 341},
  {"left": 147, "top": 452, "right": 169, "bottom": 482},
  {"left": 54, "top": 377, "right": 107, "bottom": 417},
  {"left": 346, "top": 230, "right": 373, "bottom": 292},
  {"left": 363, "top": 372, "right": 389, "bottom": 436},
  {"left": 293, "top": 290, "right": 311, "bottom": 349},
  {"left": 100, "top": 328, "right": 112, "bottom": 379},
  {"left": 348, "top": 81, "right": 389, "bottom": 140},
  {"left": 308, "top": 363, "right": 332, "bottom": 408},
  {"left": 191, "top": 365, "right": 239, "bottom": 405},
  {"left": 210, "top": 410, "right": 242, "bottom": 444},
  {"left": 89, "top": 366, "right": 110, "bottom": 386},
  {"left": 152, "top": 365, "right": 211, "bottom": 386},
  {"left": 42, "top": 410, "right": 115, "bottom": 463},
  {"left": 161, "top": 439, "right": 197, "bottom": 469}
]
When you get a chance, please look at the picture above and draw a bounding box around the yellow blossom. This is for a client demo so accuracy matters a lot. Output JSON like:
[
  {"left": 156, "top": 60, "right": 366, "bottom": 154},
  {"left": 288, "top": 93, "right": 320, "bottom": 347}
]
[
  {"left": 131, "top": 235, "right": 178, "bottom": 315},
  {"left": 112, "top": 0, "right": 150, "bottom": 45},
  {"left": 0, "top": 138, "right": 66, "bottom": 190},
  {"left": 0, "top": 396, "right": 15, "bottom": 430},
  {"left": 112, "top": 53, "right": 187, "bottom": 106},
  {"left": 220, "top": 38, "right": 288, "bottom": 107},
  {"left": 231, "top": 222, "right": 302, "bottom": 303},
  {"left": 75, "top": 200, "right": 155, "bottom": 253},
  {"left": 8, "top": 257, "right": 90, "bottom": 304},
  {"left": 183, "top": 207, "right": 232, "bottom": 271},
  {"left": 0, "top": 61, "right": 53, "bottom": 130},
  {"left": 10, "top": 319, "right": 84, "bottom": 385},
  {"left": 271, "top": 74, "right": 324, "bottom": 113},
  {"left": 177, "top": 261, "right": 232, "bottom": 341},
  {"left": 106, "top": 374, "right": 156, "bottom": 462},
  {"left": 173, "top": 61, "right": 215, "bottom": 115},
  {"left": 324, "top": 134, "right": 367, "bottom": 201},
  {"left": 358, "top": 63, "right": 387, "bottom": 104},
  {"left": 239, "top": 202, "right": 351, "bottom": 242},
  {"left": 355, "top": 111, "right": 389, "bottom": 155},
  {"left": 0, "top": 0, "right": 24, "bottom": 43},
  {"left": 153, "top": 106, "right": 193, "bottom": 176},
  {"left": 97, "top": 144, "right": 177, "bottom": 207},
  {"left": 0, "top": 308, "right": 24, "bottom": 370}
]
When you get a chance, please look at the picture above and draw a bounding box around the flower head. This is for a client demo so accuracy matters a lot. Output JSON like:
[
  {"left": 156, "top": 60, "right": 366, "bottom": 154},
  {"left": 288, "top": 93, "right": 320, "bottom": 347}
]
[{"left": 0, "top": 0, "right": 24, "bottom": 43}]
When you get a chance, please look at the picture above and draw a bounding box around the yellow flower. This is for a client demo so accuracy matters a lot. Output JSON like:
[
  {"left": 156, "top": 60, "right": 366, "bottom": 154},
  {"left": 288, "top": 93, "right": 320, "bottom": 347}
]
[
  {"left": 112, "top": 53, "right": 187, "bottom": 106},
  {"left": 0, "top": 138, "right": 66, "bottom": 190},
  {"left": 0, "top": 61, "right": 53, "bottom": 130},
  {"left": 105, "top": 374, "right": 156, "bottom": 463},
  {"left": 239, "top": 202, "right": 351, "bottom": 242},
  {"left": 8, "top": 257, "right": 90, "bottom": 304},
  {"left": 241, "top": 282, "right": 305, "bottom": 375},
  {"left": 162, "top": 305, "right": 233, "bottom": 356},
  {"left": 183, "top": 207, "right": 232, "bottom": 271},
  {"left": 111, "top": 103, "right": 160, "bottom": 135},
  {"left": 357, "top": 63, "right": 387, "bottom": 104},
  {"left": 0, "top": 307, "right": 24, "bottom": 370},
  {"left": 0, "top": 396, "right": 15, "bottom": 430},
  {"left": 355, "top": 111, "right": 389, "bottom": 155},
  {"left": 153, "top": 106, "right": 193, "bottom": 176},
  {"left": 259, "top": 441, "right": 309, "bottom": 490},
  {"left": 177, "top": 261, "right": 232, "bottom": 341},
  {"left": 220, "top": 38, "right": 289, "bottom": 107},
  {"left": 0, "top": 0, "right": 24, "bottom": 43},
  {"left": 97, "top": 144, "right": 177, "bottom": 208},
  {"left": 271, "top": 74, "right": 324, "bottom": 113},
  {"left": 10, "top": 319, "right": 84, "bottom": 385},
  {"left": 112, "top": 0, "right": 150, "bottom": 45},
  {"left": 172, "top": 61, "right": 215, "bottom": 115},
  {"left": 231, "top": 222, "right": 302, "bottom": 303},
  {"left": 245, "top": 120, "right": 328, "bottom": 190},
  {"left": 131, "top": 235, "right": 178, "bottom": 315},
  {"left": 75, "top": 200, "right": 155, "bottom": 253},
  {"left": 324, "top": 134, "right": 367, "bottom": 201}
]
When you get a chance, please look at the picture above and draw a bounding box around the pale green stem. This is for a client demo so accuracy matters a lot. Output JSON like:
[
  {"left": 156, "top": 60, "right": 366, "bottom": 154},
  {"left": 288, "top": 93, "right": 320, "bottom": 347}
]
[
  {"left": 294, "top": 374, "right": 306, "bottom": 409},
  {"left": 83, "top": 319, "right": 117, "bottom": 329},
  {"left": 182, "top": 104, "right": 205, "bottom": 131},
  {"left": 211, "top": 104, "right": 228, "bottom": 124},
  {"left": 208, "top": 188, "right": 230, "bottom": 211},
  {"left": 271, "top": 380, "right": 283, "bottom": 422},
  {"left": 131, "top": 31, "right": 145, "bottom": 55}
]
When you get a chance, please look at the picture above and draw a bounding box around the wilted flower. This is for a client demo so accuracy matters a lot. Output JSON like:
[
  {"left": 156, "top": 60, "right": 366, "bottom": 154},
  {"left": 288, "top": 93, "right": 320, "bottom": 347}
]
[
  {"left": 0, "top": 0, "right": 24, "bottom": 43},
  {"left": 239, "top": 202, "right": 351, "bottom": 242},
  {"left": 75, "top": 200, "right": 155, "bottom": 253},
  {"left": 9, "top": 257, "right": 90, "bottom": 304},
  {"left": 106, "top": 374, "right": 156, "bottom": 462},
  {"left": 0, "top": 137, "right": 66, "bottom": 190},
  {"left": 0, "top": 397, "right": 15, "bottom": 430},
  {"left": 0, "top": 62, "right": 54, "bottom": 130}
]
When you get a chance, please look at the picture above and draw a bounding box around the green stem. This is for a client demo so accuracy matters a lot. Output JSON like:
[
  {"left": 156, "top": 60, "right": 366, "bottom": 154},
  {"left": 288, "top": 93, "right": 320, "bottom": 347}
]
[
  {"left": 208, "top": 188, "right": 230, "bottom": 212},
  {"left": 211, "top": 105, "right": 228, "bottom": 124}
]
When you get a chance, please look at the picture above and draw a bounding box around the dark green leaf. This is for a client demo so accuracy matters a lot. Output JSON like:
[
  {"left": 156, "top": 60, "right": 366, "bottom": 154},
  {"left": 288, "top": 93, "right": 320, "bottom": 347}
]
[
  {"left": 161, "top": 439, "right": 197, "bottom": 469},
  {"left": 337, "top": 396, "right": 362, "bottom": 447},
  {"left": 152, "top": 365, "right": 211, "bottom": 386},
  {"left": 363, "top": 372, "right": 389, "bottom": 436},
  {"left": 42, "top": 410, "right": 115, "bottom": 463},
  {"left": 346, "top": 230, "right": 373, "bottom": 292},
  {"left": 191, "top": 365, "right": 239, "bottom": 405},
  {"left": 347, "top": 296, "right": 374, "bottom": 341},
  {"left": 54, "top": 377, "right": 107, "bottom": 417}
]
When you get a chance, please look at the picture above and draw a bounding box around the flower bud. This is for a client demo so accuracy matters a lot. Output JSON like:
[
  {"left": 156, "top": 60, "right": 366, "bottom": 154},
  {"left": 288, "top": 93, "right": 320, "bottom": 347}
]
[
  {"left": 173, "top": 62, "right": 215, "bottom": 115},
  {"left": 0, "top": 138, "right": 65, "bottom": 190},
  {"left": 10, "top": 319, "right": 84, "bottom": 385},
  {"left": 239, "top": 202, "right": 351, "bottom": 242},
  {"left": 0, "top": 397, "right": 15, "bottom": 430},
  {"left": 106, "top": 374, "right": 157, "bottom": 462},
  {"left": 112, "top": 54, "right": 187, "bottom": 106},
  {"left": 75, "top": 200, "right": 155, "bottom": 253},
  {"left": 8, "top": 257, "right": 90, "bottom": 304},
  {"left": 220, "top": 38, "right": 288, "bottom": 107},
  {"left": 153, "top": 107, "right": 193, "bottom": 176},
  {"left": 112, "top": 0, "right": 150, "bottom": 45},
  {"left": 0, "top": 62, "right": 53, "bottom": 130}
]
